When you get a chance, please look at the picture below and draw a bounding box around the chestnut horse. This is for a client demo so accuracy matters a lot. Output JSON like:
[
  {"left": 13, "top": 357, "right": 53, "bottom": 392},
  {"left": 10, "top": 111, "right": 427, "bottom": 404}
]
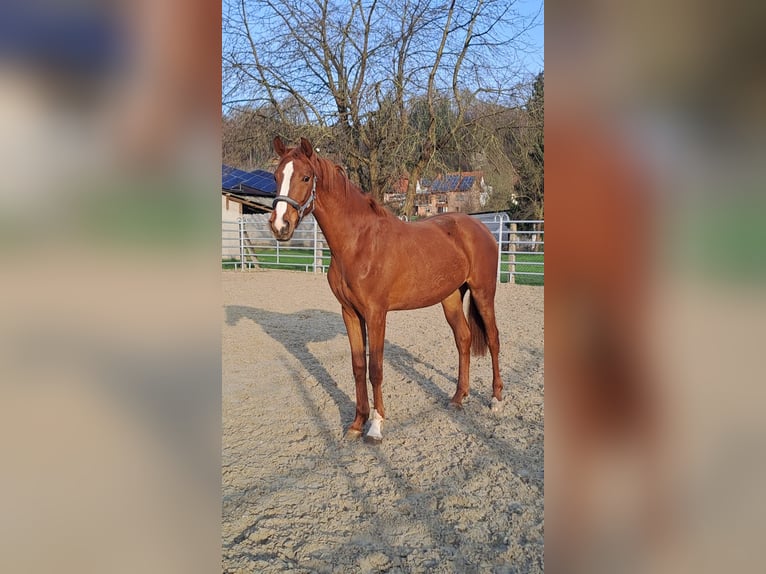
[{"left": 269, "top": 137, "right": 503, "bottom": 442}]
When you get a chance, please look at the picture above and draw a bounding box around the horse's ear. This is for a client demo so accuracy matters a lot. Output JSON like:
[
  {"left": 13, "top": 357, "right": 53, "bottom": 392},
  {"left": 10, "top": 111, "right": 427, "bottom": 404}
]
[
  {"left": 300, "top": 137, "right": 314, "bottom": 159},
  {"left": 273, "top": 136, "right": 286, "bottom": 157}
]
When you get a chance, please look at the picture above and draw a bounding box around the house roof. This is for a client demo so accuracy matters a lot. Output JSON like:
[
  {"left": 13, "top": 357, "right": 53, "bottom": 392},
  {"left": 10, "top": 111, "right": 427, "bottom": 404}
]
[
  {"left": 222, "top": 164, "right": 277, "bottom": 196},
  {"left": 391, "top": 178, "right": 409, "bottom": 194},
  {"left": 426, "top": 172, "right": 483, "bottom": 193},
  {"left": 222, "top": 191, "right": 273, "bottom": 213}
]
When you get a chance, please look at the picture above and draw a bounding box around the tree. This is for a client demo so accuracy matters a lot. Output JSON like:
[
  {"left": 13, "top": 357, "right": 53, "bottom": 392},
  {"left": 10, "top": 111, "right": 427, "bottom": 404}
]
[
  {"left": 223, "top": 0, "right": 540, "bottom": 209},
  {"left": 510, "top": 71, "right": 544, "bottom": 220}
]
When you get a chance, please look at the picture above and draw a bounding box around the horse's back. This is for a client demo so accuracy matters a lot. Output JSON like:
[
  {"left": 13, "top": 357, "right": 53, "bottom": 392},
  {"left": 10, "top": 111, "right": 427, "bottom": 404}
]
[
  {"left": 414, "top": 212, "right": 492, "bottom": 241},
  {"left": 408, "top": 212, "right": 498, "bottom": 285},
  {"left": 418, "top": 212, "right": 497, "bottom": 260}
]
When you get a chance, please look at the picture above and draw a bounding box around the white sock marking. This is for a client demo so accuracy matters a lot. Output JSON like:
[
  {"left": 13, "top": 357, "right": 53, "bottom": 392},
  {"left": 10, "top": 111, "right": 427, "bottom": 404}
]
[
  {"left": 274, "top": 160, "right": 293, "bottom": 232},
  {"left": 366, "top": 409, "right": 384, "bottom": 440}
]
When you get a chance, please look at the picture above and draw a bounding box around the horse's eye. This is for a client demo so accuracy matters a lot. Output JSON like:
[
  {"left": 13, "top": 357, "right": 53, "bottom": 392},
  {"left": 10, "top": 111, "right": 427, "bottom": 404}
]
[{"left": 302, "top": 176, "right": 310, "bottom": 183}]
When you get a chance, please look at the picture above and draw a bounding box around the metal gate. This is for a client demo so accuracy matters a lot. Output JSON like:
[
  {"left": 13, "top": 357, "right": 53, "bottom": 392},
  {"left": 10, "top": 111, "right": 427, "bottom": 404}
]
[
  {"left": 223, "top": 214, "right": 543, "bottom": 284},
  {"left": 222, "top": 214, "right": 328, "bottom": 272}
]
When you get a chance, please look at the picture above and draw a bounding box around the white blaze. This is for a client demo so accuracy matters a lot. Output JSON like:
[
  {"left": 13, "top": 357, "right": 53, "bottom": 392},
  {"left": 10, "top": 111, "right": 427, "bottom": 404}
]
[{"left": 274, "top": 160, "right": 293, "bottom": 232}]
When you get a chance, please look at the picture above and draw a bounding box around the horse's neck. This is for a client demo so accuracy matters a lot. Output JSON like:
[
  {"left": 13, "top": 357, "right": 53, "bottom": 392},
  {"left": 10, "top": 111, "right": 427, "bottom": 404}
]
[{"left": 313, "top": 161, "right": 380, "bottom": 254}]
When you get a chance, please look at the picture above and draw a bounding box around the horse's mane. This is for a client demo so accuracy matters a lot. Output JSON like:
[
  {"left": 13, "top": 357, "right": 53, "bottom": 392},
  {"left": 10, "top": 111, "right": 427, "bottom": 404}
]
[{"left": 321, "top": 156, "right": 391, "bottom": 219}]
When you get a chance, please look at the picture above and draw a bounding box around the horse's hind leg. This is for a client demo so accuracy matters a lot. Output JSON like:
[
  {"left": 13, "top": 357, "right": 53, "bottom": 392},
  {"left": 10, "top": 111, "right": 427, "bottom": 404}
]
[
  {"left": 467, "top": 284, "right": 504, "bottom": 407},
  {"left": 441, "top": 288, "right": 472, "bottom": 407}
]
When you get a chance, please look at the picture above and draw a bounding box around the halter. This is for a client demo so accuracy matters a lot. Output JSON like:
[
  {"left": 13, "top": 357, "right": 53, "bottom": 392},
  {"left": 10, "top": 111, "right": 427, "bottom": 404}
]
[{"left": 272, "top": 175, "right": 316, "bottom": 221}]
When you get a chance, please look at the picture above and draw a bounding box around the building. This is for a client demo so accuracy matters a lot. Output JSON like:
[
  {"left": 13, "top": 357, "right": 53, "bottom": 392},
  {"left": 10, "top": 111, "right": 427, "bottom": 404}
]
[
  {"left": 382, "top": 178, "right": 410, "bottom": 213},
  {"left": 222, "top": 164, "right": 276, "bottom": 221},
  {"left": 383, "top": 172, "right": 492, "bottom": 217},
  {"left": 414, "top": 172, "right": 490, "bottom": 217}
]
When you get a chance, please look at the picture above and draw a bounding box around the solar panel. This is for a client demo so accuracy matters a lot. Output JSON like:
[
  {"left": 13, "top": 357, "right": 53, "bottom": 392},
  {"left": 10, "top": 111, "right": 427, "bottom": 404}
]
[
  {"left": 418, "top": 174, "right": 481, "bottom": 193},
  {"left": 241, "top": 170, "right": 277, "bottom": 195},
  {"left": 222, "top": 175, "right": 240, "bottom": 189},
  {"left": 431, "top": 177, "right": 448, "bottom": 191},
  {"left": 221, "top": 167, "right": 251, "bottom": 190},
  {"left": 222, "top": 165, "right": 277, "bottom": 195}
]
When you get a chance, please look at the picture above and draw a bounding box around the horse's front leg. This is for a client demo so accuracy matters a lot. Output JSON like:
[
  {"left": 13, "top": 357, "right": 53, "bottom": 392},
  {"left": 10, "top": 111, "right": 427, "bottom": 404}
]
[
  {"left": 364, "top": 310, "right": 387, "bottom": 444},
  {"left": 341, "top": 307, "right": 369, "bottom": 438}
]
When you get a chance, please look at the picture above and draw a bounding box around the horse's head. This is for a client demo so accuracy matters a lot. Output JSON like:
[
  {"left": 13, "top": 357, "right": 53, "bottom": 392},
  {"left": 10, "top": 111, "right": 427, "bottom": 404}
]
[{"left": 270, "top": 136, "right": 318, "bottom": 241}]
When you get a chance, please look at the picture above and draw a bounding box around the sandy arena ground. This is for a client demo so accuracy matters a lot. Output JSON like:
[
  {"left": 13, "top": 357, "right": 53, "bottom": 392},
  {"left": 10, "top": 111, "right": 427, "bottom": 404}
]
[{"left": 222, "top": 270, "right": 544, "bottom": 573}]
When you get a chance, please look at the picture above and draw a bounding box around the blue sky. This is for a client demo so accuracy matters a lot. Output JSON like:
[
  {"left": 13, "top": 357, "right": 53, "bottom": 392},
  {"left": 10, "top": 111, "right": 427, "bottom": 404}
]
[
  {"left": 222, "top": 0, "right": 544, "bottom": 112},
  {"left": 518, "top": 0, "right": 545, "bottom": 75},
  {"left": 515, "top": 0, "right": 545, "bottom": 74}
]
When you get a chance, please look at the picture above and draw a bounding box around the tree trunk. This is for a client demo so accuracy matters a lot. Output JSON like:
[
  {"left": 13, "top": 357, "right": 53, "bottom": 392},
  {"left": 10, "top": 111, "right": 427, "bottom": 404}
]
[
  {"left": 369, "top": 146, "right": 381, "bottom": 201},
  {"left": 403, "top": 164, "right": 424, "bottom": 217}
]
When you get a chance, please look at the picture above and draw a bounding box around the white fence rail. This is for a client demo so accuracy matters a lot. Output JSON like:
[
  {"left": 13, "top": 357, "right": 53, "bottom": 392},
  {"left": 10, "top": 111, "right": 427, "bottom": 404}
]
[
  {"left": 222, "top": 213, "right": 543, "bottom": 284},
  {"left": 474, "top": 214, "right": 544, "bottom": 285},
  {"left": 222, "top": 215, "right": 329, "bottom": 272}
]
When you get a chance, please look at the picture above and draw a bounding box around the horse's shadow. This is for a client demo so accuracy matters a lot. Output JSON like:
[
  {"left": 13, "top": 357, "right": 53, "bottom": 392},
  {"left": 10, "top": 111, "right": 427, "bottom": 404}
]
[
  {"left": 224, "top": 305, "right": 456, "bottom": 428},
  {"left": 224, "top": 305, "right": 542, "bottom": 567},
  {"left": 225, "top": 305, "right": 356, "bottom": 424}
]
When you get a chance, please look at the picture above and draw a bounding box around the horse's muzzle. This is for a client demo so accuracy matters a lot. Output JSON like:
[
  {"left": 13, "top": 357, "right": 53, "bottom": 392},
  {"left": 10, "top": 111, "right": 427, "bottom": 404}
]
[
  {"left": 269, "top": 210, "right": 295, "bottom": 241},
  {"left": 270, "top": 221, "right": 294, "bottom": 242}
]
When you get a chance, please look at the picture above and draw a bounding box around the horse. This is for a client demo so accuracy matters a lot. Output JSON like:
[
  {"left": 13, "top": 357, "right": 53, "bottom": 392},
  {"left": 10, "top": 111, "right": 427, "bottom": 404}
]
[{"left": 268, "top": 136, "right": 504, "bottom": 443}]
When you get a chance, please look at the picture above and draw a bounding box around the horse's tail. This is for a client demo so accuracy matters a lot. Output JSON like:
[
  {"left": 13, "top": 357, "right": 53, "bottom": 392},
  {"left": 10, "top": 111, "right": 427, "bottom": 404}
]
[{"left": 464, "top": 289, "right": 489, "bottom": 357}]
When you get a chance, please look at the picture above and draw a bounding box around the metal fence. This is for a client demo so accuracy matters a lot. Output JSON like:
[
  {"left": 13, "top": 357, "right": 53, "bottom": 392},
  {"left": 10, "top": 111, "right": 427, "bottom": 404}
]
[
  {"left": 223, "top": 213, "right": 543, "bottom": 284},
  {"left": 222, "top": 214, "right": 328, "bottom": 272},
  {"left": 474, "top": 214, "right": 545, "bottom": 285}
]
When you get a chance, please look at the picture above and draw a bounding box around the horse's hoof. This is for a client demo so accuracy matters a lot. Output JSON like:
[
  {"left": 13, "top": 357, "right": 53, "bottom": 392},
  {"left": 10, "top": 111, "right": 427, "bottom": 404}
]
[
  {"left": 448, "top": 401, "right": 464, "bottom": 410},
  {"left": 364, "top": 434, "right": 383, "bottom": 445},
  {"left": 490, "top": 397, "right": 503, "bottom": 412},
  {"left": 345, "top": 428, "right": 363, "bottom": 440}
]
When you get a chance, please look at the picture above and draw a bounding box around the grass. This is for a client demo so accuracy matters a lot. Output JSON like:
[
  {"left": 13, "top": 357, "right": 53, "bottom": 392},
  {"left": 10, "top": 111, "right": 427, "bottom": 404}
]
[
  {"left": 223, "top": 248, "right": 331, "bottom": 271},
  {"left": 224, "top": 247, "right": 544, "bottom": 285},
  {"left": 500, "top": 252, "right": 544, "bottom": 285}
]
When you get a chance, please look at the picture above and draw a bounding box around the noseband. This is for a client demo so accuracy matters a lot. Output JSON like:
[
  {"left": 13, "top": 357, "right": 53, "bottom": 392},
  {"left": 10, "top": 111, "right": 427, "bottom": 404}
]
[{"left": 272, "top": 176, "right": 316, "bottom": 220}]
